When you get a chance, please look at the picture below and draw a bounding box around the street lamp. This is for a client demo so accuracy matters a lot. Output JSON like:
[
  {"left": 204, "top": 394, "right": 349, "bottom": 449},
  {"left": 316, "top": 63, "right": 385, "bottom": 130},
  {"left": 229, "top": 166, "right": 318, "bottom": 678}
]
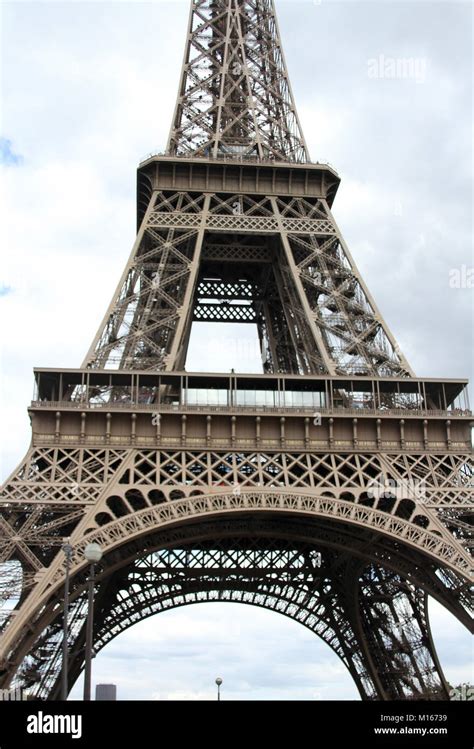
[
  {"left": 83, "top": 542, "right": 102, "bottom": 701},
  {"left": 61, "top": 540, "right": 73, "bottom": 701},
  {"left": 215, "top": 677, "right": 223, "bottom": 701}
]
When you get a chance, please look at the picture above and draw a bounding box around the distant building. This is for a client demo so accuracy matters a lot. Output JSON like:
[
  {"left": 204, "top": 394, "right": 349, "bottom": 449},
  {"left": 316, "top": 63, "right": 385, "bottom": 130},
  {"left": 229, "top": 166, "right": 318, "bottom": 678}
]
[{"left": 95, "top": 684, "right": 117, "bottom": 701}]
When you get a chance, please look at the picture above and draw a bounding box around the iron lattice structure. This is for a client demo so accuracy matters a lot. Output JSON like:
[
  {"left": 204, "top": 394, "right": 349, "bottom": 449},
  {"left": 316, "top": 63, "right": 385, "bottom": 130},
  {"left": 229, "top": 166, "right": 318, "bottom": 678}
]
[
  {"left": 167, "top": 0, "right": 309, "bottom": 161},
  {"left": 0, "top": 0, "right": 472, "bottom": 701}
]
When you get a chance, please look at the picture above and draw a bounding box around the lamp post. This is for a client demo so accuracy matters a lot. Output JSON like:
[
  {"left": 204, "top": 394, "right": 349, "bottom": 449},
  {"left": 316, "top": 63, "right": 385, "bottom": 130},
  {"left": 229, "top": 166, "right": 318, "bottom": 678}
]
[
  {"left": 61, "top": 540, "right": 73, "bottom": 701},
  {"left": 83, "top": 542, "right": 102, "bottom": 701},
  {"left": 215, "top": 677, "right": 223, "bottom": 701}
]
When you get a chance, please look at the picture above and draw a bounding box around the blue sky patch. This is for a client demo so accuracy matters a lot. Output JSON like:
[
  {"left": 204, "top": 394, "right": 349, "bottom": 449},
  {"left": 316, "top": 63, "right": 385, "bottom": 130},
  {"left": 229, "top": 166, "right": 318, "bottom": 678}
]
[{"left": 0, "top": 138, "right": 23, "bottom": 166}]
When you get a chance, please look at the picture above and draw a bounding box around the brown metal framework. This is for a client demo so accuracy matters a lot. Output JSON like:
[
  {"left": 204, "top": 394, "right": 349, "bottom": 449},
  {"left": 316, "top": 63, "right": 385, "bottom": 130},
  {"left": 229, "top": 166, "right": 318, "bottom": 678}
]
[
  {"left": 167, "top": 0, "right": 309, "bottom": 161},
  {"left": 0, "top": 0, "right": 472, "bottom": 701},
  {"left": 83, "top": 175, "right": 413, "bottom": 377}
]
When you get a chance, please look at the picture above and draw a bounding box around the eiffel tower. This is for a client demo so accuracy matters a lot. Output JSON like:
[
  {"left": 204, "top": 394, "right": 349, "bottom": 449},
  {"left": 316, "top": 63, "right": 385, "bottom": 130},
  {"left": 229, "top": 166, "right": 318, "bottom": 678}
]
[{"left": 0, "top": 0, "right": 472, "bottom": 701}]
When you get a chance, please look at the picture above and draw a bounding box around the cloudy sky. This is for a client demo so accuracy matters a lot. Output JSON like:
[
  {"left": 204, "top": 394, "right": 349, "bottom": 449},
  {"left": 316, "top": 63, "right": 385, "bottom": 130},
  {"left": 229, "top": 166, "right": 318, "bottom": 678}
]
[{"left": 1, "top": 0, "right": 472, "bottom": 699}]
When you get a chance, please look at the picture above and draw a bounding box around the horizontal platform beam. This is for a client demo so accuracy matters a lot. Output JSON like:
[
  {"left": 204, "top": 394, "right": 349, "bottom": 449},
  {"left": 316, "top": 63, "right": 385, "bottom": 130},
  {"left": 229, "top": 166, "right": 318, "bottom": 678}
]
[
  {"left": 31, "top": 368, "right": 470, "bottom": 412},
  {"left": 137, "top": 156, "right": 341, "bottom": 229}
]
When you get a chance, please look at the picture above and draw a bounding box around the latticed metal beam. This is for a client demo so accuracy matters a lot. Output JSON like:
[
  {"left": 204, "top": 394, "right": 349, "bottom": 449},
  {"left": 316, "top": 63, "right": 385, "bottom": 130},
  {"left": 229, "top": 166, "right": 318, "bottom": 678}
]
[
  {"left": 167, "top": 0, "right": 309, "bottom": 161},
  {"left": 82, "top": 190, "right": 413, "bottom": 375}
]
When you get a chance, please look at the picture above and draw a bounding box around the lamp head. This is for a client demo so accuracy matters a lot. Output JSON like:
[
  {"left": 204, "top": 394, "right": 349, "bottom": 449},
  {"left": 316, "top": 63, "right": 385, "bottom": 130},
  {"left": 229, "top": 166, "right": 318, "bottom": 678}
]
[{"left": 84, "top": 542, "right": 103, "bottom": 563}]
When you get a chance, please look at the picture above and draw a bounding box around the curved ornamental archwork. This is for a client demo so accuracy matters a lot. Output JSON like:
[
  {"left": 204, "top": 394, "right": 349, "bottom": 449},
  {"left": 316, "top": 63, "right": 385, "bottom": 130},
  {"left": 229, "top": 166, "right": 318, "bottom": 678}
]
[
  {"left": 1, "top": 0, "right": 473, "bottom": 702},
  {"left": 53, "top": 542, "right": 454, "bottom": 702},
  {"left": 0, "top": 489, "right": 471, "bottom": 700},
  {"left": 0, "top": 512, "right": 462, "bottom": 701}
]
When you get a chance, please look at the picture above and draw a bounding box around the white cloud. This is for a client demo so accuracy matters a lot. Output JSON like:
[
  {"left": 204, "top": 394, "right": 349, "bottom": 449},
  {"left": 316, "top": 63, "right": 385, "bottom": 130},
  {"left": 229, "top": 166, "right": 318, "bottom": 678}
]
[
  {"left": 67, "top": 600, "right": 472, "bottom": 700},
  {"left": 69, "top": 604, "right": 360, "bottom": 701}
]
